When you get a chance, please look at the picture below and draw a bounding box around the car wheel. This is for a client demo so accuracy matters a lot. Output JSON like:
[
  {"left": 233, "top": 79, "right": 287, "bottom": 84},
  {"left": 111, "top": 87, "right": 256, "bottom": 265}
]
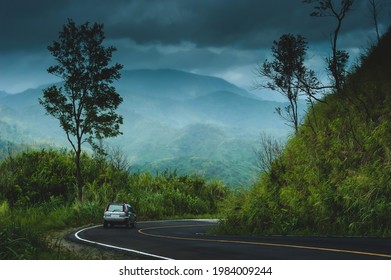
[{"left": 103, "top": 221, "right": 108, "bottom": 228}]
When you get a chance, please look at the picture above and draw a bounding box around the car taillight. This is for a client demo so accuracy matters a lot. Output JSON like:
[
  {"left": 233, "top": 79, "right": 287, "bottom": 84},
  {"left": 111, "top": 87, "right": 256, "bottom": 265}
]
[{"left": 123, "top": 204, "right": 126, "bottom": 212}]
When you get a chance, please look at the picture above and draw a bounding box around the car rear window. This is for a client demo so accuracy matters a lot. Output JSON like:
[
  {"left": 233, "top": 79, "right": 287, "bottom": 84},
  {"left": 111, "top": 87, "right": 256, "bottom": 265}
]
[{"left": 107, "top": 204, "right": 124, "bottom": 212}]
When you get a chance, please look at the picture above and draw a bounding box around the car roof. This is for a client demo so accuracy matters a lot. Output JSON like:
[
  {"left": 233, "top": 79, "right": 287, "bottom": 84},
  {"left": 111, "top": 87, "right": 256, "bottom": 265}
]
[{"left": 107, "top": 202, "right": 132, "bottom": 206}]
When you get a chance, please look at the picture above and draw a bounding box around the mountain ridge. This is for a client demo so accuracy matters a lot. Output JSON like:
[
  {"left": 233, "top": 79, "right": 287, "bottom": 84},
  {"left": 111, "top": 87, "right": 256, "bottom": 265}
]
[{"left": 118, "top": 68, "right": 259, "bottom": 101}]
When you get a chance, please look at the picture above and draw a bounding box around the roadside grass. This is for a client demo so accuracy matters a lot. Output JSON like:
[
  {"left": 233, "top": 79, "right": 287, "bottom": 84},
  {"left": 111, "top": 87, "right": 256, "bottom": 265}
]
[{"left": 0, "top": 200, "right": 106, "bottom": 259}]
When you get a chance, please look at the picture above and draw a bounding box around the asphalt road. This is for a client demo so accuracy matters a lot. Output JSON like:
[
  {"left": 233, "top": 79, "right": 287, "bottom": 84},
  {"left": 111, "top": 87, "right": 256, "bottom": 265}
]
[{"left": 70, "top": 219, "right": 391, "bottom": 260}]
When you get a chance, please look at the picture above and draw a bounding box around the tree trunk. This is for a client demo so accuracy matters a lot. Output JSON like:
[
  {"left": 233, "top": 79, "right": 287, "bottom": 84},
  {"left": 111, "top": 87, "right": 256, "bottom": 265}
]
[
  {"left": 332, "top": 18, "right": 342, "bottom": 92},
  {"left": 75, "top": 149, "right": 83, "bottom": 202}
]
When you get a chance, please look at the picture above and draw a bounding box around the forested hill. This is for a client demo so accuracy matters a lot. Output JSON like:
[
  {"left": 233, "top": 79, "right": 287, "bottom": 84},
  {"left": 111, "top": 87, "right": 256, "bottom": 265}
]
[{"left": 222, "top": 29, "right": 391, "bottom": 236}]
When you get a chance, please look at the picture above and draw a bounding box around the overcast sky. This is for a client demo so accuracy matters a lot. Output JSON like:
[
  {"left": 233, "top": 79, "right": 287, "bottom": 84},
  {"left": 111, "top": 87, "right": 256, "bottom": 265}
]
[{"left": 0, "top": 0, "right": 388, "bottom": 94}]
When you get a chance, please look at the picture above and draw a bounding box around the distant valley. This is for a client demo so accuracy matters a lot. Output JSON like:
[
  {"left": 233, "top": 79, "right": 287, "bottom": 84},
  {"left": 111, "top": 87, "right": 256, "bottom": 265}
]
[{"left": 0, "top": 69, "right": 296, "bottom": 186}]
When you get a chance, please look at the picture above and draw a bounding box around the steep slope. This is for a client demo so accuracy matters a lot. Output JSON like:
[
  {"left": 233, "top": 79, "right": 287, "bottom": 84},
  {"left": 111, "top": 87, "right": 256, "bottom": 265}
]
[{"left": 222, "top": 29, "right": 391, "bottom": 235}]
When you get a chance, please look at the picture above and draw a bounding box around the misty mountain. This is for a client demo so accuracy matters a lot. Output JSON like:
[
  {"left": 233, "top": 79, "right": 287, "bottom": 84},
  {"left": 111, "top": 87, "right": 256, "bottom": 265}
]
[
  {"left": 117, "top": 69, "right": 288, "bottom": 136},
  {"left": 118, "top": 69, "right": 253, "bottom": 100},
  {"left": 0, "top": 69, "right": 295, "bottom": 186}
]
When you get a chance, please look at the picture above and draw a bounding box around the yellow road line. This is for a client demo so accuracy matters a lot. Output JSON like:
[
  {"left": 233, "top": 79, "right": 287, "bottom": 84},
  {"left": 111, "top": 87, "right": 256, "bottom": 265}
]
[{"left": 138, "top": 224, "right": 391, "bottom": 259}]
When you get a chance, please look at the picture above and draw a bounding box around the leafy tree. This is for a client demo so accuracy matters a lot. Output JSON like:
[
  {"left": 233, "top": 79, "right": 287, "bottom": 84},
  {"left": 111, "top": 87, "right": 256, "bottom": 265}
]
[
  {"left": 256, "top": 34, "right": 318, "bottom": 133},
  {"left": 303, "top": 0, "right": 355, "bottom": 91},
  {"left": 39, "top": 19, "right": 123, "bottom": 202}
]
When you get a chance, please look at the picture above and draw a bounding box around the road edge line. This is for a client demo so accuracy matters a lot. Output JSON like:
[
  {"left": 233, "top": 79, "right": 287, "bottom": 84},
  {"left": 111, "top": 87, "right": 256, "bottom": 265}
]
[{"left": 74, "top": 225, "right": 174, "bottom": 260}]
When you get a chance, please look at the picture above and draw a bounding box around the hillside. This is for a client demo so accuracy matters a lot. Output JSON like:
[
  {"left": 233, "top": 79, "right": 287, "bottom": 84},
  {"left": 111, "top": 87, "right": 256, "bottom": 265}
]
[
  {"left": 0, "top": 69, "right": 293, "bottom": 186},
  {"left": 221, "top": 29, "right": 391, "bottom": 235}
]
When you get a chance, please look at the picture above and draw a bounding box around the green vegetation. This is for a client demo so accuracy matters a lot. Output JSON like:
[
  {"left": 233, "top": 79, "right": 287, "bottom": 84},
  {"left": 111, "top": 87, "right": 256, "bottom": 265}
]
[
  {"left": 219, "top": 29, "right": 391, "bottom": 237},
  {"left": 0, "top": 149, "right": 228, "bottom": 259},
  {"left": 0, "top": 199, "right": 102, "bottom": 259}
]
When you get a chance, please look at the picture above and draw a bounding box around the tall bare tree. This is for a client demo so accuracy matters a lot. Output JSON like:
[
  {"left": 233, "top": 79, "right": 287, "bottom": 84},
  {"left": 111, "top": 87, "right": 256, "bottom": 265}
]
[
  {"left": 254, "top": 133, "right": 283, "bottom": 173},
  {"left": 303, "top": 0, "right": 355, "bottom": 92},
  {"left": 368, "top": 0, "right": 381, "bottom": 42}
]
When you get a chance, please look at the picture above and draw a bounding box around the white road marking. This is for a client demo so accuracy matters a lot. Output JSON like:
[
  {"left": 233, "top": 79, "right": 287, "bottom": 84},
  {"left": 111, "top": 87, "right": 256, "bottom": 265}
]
[{"left": 74, "top": 224, "right": 173, "bottom": 260}]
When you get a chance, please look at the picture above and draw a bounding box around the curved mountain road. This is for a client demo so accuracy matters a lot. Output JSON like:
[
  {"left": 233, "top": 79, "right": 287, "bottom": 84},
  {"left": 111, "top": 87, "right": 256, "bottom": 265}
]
[{"left": 69, "top": 219, "right": 391, "bottom": 260}]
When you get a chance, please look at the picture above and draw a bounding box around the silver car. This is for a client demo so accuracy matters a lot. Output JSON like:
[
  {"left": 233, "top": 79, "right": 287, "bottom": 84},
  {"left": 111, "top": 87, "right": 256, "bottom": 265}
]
[{"left": 103, "top": 203, "right": 136, "bottom": 228}]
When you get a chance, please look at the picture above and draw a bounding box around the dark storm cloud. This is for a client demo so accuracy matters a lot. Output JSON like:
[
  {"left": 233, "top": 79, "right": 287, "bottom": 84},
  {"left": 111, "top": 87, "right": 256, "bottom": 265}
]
[
  {"left": 0, "top": 0, "right": 385, "bottom": 93},
  {"left": 109, "top": 0, "right": 266, "bottom": 48},
  {"left": 104, "top": 0, "right": 288, "bottom": 48},
  {"left": 0, "top": 0, "right": 69, "bottom": 51},
  {"left": 0, "top": 0, "right": 377, "bottom": 52},
  {"left": 103, "top": 0, "right": 374, "bottom": 49}
]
